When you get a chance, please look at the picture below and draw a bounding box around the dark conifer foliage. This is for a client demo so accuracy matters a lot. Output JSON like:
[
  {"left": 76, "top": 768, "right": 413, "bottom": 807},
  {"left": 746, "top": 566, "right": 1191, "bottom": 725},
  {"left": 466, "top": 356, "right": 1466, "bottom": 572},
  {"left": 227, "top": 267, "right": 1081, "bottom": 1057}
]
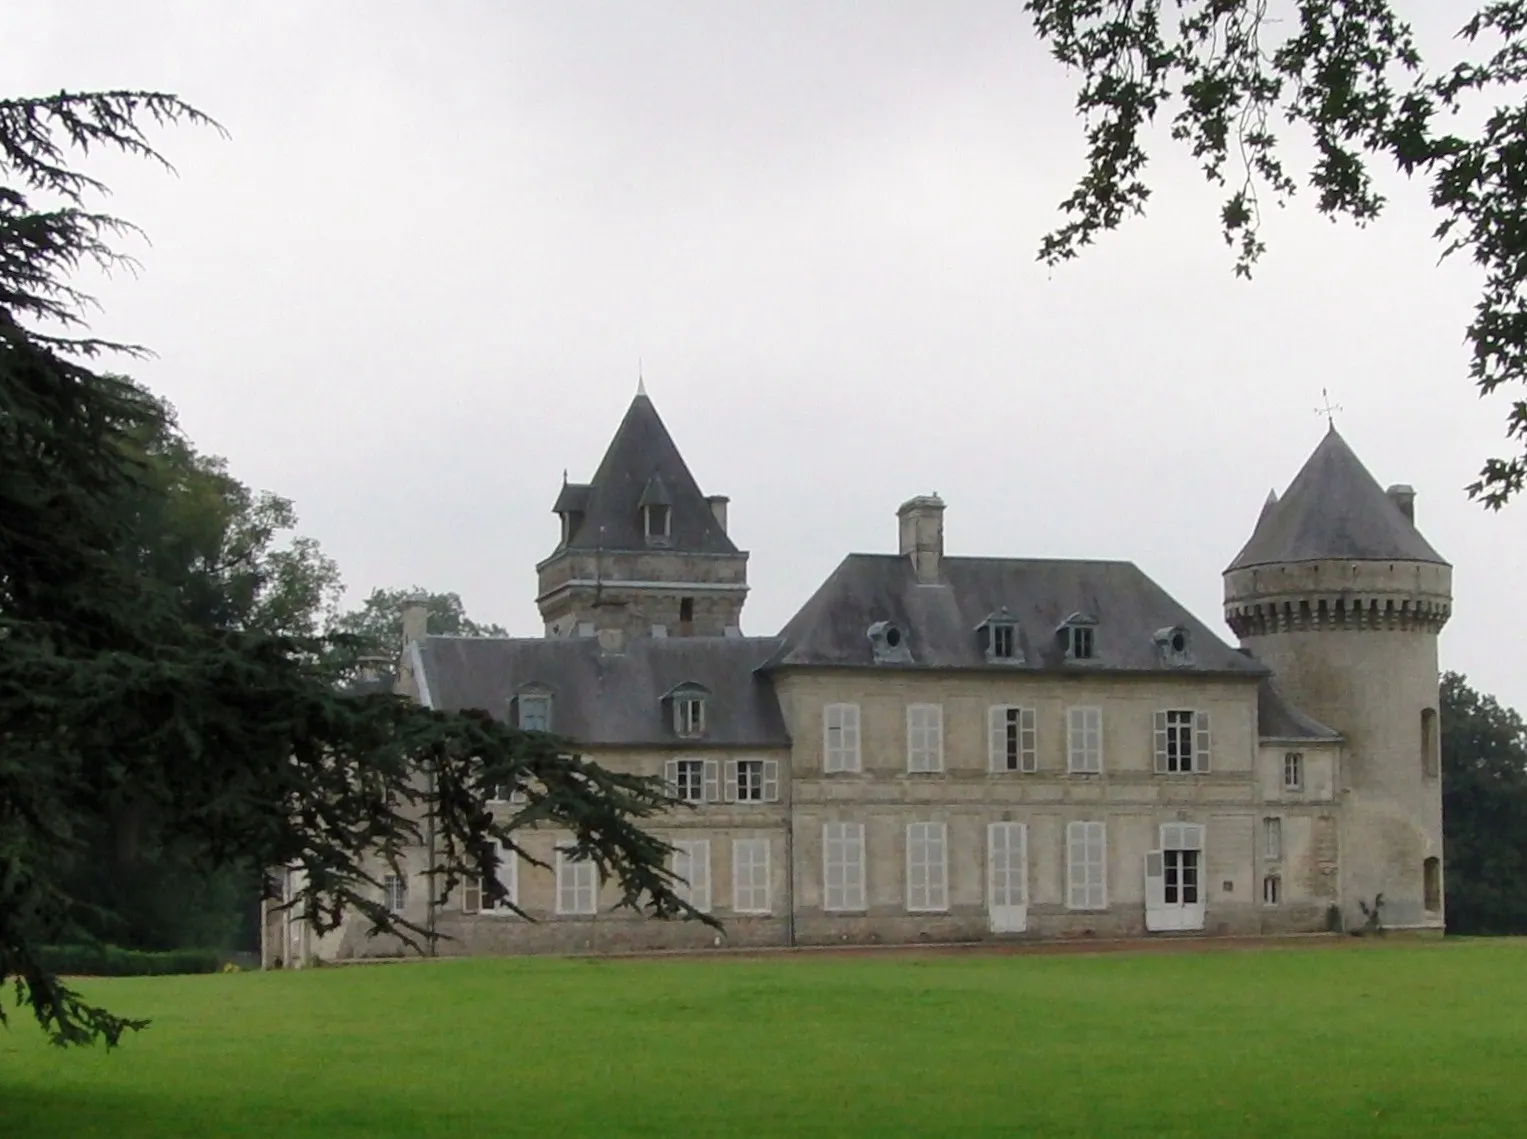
[{"left": 0, "top": 92, "right": 701, "bottom": 1047}]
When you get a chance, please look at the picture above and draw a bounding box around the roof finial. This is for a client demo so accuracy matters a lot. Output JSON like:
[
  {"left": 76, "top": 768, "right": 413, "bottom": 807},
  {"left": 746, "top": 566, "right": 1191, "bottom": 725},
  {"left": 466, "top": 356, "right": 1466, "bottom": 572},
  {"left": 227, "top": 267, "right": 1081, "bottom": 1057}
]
[
  {"left": 637, "top": 357, "right": 646, "bottom": 398},
  {"left": 1315, "top": 387, "right": 1342, "bottom": 430}
]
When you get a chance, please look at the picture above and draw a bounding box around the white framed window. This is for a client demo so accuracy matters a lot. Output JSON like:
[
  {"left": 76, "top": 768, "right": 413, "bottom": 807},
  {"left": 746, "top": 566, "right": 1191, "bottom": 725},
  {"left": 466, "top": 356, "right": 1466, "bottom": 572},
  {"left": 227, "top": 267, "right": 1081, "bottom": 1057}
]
[
  {"left": 664, "top": 757, "right": 721, "bottom": 803},
  {"left": 732, "top": 838, "right": 771, "bottom": 913},
  {"left": 555, "top": 842, "right": 597, "bottom": 915},
  {"left": 674, "top": 696, "right": 706, "bottom": 737},
  {"left": 1067, "top": 707, "right": 1103, "bottom": 774},
  {"left": 824, "top": 703, "right": 862, "bottom": 773},
  {"left": 905, "top": 822, "right": 948, "bottom": 912},
  {"left": 987, "top": 822, "right": 1028, "bottom": 921},
  {"left": 1066, "top": 820, "right": 1107, "bottom": 909},
  {"left": 462, "top": 842, "right": 518, "bottom": 915},
  {"left": 1159, "top": 823, "right": 1204, "bottom": 907},
  {"left": 725, "top": 758, "right": 780, "bottom": 803},
  {"left": 1262, "top": 874, "right": 1282, "bottom": 906},
  {"left": 487, "top": 783, "right": 529, "bottom": 806},
  {"left": 517, "top": 693, "right": 552, "bottom": 732},
  {"left": 823, "top": 822, "right": 866, "bottom": 911},
  {"left": 988, "top": 706, "right": 1038, "bottom": 773},
  {"left": 671, "top": 839, "right": 712, "bottom": 913},
  {"left": 1263, "top": 817, "right": 1283, "bottom": 862},
  {"left": 1154, "top": 710, "right": 1211, "bottom": 773},
  {"left": 907, "top": 704, "right": 944, "bottom": 773},
  {"left": 383, "top": 873, "right": 407, "bottom": 914},
  {"left": 990, "top": 622, "right": 1017, "bottom": 660},
  {"left": 1283, "top": 751, "right": 1304, "bottom": 792},
  {"left": 1065, "top": 623, "right": 1096, "bottom": 660}
]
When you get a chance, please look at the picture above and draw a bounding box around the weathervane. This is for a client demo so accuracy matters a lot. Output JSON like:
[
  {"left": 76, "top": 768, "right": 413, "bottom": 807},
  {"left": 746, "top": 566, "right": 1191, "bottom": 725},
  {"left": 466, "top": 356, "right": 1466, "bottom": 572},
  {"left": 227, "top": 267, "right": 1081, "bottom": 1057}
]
[{"left": 1314, "top": 387, "right": 1343, "bottom": 428}]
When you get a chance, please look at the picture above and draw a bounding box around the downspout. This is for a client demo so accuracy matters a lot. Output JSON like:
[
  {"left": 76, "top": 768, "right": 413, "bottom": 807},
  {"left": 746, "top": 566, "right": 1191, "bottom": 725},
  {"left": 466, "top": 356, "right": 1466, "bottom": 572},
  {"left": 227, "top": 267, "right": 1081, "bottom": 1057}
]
[{"left": 784, "top": 753, "right": 796, "bottom": 949}]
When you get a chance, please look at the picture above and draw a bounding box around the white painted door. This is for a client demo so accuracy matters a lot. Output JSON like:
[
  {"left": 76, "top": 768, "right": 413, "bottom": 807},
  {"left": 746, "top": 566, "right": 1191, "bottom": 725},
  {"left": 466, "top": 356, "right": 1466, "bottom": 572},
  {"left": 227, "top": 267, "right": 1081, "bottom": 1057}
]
[
  {"left": 987, "top": 822, "right": 1028, "bottom": 933},
  {"left": 1145, "top": 823, "right": 1206, "bottom": 932}
]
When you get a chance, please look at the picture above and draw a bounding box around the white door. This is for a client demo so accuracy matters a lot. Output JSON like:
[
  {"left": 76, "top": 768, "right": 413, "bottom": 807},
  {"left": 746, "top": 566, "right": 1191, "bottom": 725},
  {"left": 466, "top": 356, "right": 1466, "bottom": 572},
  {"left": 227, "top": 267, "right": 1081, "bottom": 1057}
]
[
  {"left": 1145, "top": 823, "right": 1206, "bottom": 932},
  {"left": 987, "top": 822, "right": 1028, "bottom": 933}
]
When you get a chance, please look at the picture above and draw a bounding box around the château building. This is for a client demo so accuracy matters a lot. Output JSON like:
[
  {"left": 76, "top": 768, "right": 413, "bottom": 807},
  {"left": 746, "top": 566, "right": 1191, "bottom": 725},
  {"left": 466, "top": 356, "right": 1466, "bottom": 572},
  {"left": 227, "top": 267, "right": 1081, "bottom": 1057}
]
[{"left": 265, "top": 387, "right": 1450, "bottom": 965}]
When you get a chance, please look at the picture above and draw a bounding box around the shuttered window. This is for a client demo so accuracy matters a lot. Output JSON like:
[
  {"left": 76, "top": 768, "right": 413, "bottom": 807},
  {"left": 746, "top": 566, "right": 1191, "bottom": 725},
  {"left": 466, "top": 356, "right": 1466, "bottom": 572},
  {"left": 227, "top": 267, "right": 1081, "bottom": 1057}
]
[
  {"left": 1067, "top": 707, "right": 1103, "bottom": 773},
  {"left": 988, "top": 706, "right": 1038, "bottom": 773},
  {"left": 671, "top": 839, "right": 712, "bottom": 913},
  {"left": 1066, "top": 820, "right": 1107, "bottom": 909},
  {"left": 907, "top": 705, "right": 944, "bottom": 772},
  {"left": 823, "top": 822, "right": 866, "bottom": 911},
  {"left": 906, "top": 822, "right": 948, "bottom": 912},
  {"left": 824, "top": 704, "right": 862, "bottom": 772}
]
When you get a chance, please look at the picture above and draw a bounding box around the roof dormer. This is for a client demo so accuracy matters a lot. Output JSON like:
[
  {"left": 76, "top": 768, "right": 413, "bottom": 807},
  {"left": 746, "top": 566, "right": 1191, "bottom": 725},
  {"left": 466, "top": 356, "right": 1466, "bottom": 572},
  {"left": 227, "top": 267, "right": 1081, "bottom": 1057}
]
[
  {"left": 1058, "top": 612, "right": 1098, "bottom": 663},
  {"left": 639, "top": 474, "right": 674, "bottom": 546},
  {"left": 976, "top": 608, "right": 1024, "bottom": 664},
  {"left": 1153, "top": 625, "right": 1196, "bottom": 668},
  {"left": 664, "top": 681, "right": 710, "bottom": 739},
  {"left": 867, "top": 620, "right": 913, "bottom": 665}
]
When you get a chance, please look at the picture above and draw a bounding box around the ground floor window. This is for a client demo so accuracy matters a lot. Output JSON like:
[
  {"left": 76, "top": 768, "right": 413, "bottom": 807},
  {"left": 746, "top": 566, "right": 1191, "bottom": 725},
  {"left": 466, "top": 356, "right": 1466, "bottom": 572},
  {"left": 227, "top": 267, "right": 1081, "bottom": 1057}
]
[
  {"left": 1424, "top": 856, "right": 1441, "bottom": 912},
  {"left": 733, "top": 839, "right": 771, "bottom": 914},
  {"left": 1262, "top": 874, "right": 1281, "bottom": 906},
  {"left": 384, "top": 874, "right": 407, "bottom": 914},
  {"left": 671, "top": 839, "right": 712, "bottom": 913},
  {"left": 556, "top": 844, "right": 597, "bottom": 915}
]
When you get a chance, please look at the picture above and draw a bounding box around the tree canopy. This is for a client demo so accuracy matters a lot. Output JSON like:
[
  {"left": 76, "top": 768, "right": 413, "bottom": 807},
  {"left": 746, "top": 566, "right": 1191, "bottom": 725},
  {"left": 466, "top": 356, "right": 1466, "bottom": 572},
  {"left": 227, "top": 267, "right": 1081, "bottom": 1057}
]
[
  {"left": 0, "top": 91, "right": 700, "bottom": 1048},
  {"left": 331, "top": 587, "right": 508, "bottom": 658},
  {"left": 1027, "top": 0, "right": 1527, "bottom": 506}
]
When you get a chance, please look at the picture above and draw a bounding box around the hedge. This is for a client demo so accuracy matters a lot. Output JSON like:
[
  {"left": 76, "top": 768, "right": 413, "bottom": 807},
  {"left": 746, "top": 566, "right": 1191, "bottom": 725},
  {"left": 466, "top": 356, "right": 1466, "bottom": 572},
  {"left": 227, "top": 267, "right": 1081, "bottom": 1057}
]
[{"left": 38, "top": 944, "right": 223, "bottom": 977}]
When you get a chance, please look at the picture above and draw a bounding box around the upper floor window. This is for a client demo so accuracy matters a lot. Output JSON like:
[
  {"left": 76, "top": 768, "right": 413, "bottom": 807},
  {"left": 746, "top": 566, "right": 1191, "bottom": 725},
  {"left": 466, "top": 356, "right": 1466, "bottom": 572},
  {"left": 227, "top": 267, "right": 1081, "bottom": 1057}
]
[
  {"left": 725, "top": 758, "right": 780, "bottom": 803},
  {"left": 988, "top": 706, "right": 1037, "bottom": 773},
  {"left": 824, "top": 703, "right": 862, "bottom": 773},
  {"left": 977, "top": 609, "right": 1023, "bottom": 664},
  {"left": 664, "top": 757, "right": 720, "bottom": 803},
  {"left": 1067, "top": 706, "right": 1103, "bottom": 773},
  {"left": 907, "top": 704, "right": 944, "bottom": 773},
  {"left": 1421, "top": 708, "right": 1439, "bottom": 779},
  {"left": 1059, "top": 613, "right": 1098, "bottom": 662},
  {"left": 679, "top": 597, "right": 695, "bottom": 625},
  {"left": 516, "top": 691, "right": 552, "bottom": 733},
  {"left": 644, "top": 503, "right": 671, "bottom": 539},
  {"left": 665, "top": 682, "right": 710, "bottom": 739},
  {"left": 1153, "top": 710, "right": 1211, "bottom": 773},
  {"left": 1283, "top": 751, "right": 1304, "bottom": 792}
]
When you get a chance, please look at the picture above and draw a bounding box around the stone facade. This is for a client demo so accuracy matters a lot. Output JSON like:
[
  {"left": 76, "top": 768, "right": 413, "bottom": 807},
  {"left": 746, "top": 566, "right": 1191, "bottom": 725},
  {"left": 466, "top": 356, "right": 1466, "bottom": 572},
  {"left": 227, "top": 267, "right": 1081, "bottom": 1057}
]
[{"left": 262, "top": 402, "right": 1449, "bottom": 968}]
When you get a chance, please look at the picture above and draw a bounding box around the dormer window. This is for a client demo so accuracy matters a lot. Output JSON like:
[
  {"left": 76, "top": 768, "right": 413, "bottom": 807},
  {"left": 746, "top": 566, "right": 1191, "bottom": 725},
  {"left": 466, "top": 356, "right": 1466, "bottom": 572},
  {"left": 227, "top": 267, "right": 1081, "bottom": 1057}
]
[
  {"left": 1153, "top": 625, "right": 1195, "bottom": 667},
  {"left": 976, "top": 608, "right": 1024, "bottom": 664},
  {"left": 868, "top": 620, "right": 913, "bottom": 665},
  {"left": 511, "top": 685, "right": 553, "bottom": 732},
  {"left": 1058, "top": 613, "right": 1098, "bottom": 662},
  {"left": 644, "top": 503, "right": 671, "bottom": 539},
  {"left": 665, "top": 682, "right": 711, "bottom": 739}
]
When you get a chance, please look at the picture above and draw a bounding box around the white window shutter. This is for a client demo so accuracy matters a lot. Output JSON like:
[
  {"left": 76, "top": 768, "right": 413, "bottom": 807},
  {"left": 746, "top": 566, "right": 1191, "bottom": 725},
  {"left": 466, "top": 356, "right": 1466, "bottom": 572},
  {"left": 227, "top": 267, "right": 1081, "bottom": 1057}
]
[
  {"left": 1195, "top": 711, "right": 1212, "bottom": 773},
  {"left": 988, "top": 706, "right": 1006, "bottom": 772},
  {"left": 762, "top": 759, "right": 781, "bottom": 802},
  {"left": 1067, "top": 709, "right": 1081, "bottom": 771},
  {"left": 931, "top": 705, "right": 944, "bottom": 771},
  {"left": 703, "top": 758, "right": 721, "bottom": 802},
  {"left": 1065, "top": 821, "right": 1085, "bottom": 908},
  {"left": 823, "top": 705, "right": 840, "bottom": 772},
  {"left": 1153, "top": 710, "right": 1170, "bottom": 773},
  {"left": 1020, "top": 708, "right": 1038, "bottom": 773},
  {"left": 1187, "top": 823, "right": 1206, "bottom": 852},
  {"left": 1144, "top": 850, "right": 1166, "bottom": 909},
  {"left": 692, "top": 841, "right": 711, "bottom": 912},
  {"left": 844, "top": 704, "right": 860, "bottom": 769},
  {"left": 503, "top": 849, "right": 519, "bottom": 909},
  {"left": 723, "top": 759, "right": 739, "bottom": 803},
  {"left": 462, "top": 878, "right": 481, "bottom": 914},
  {"left": 663, "top": 759, "right": 679, "bottom": 794}
]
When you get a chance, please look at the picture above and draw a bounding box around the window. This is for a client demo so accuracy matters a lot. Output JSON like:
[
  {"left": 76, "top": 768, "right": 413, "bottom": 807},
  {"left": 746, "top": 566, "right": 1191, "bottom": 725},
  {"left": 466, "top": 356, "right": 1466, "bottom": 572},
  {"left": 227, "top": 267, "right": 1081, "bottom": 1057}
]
[
  {"left": 725, "top": 759, "right": 780, "bottom": 803},
  {"left": 555, "top": 843, "right": 597, "bottom": 915},
  {"left": 1262, "top": 874, "right": 1281, "bottom": 906},
  {"left": 1154, "top": 710, "right": 1211, "bottom": 773},
  {"left": 907, "top": 704, "right": 944, "bottom": 773},
  {"left": 1069, "top": 625, "right": 1095, "bottom": 660},
  {"left": 1160, "top": 823, "right": 1203, "bottom": 906},
  {"left": 517, "top": 693, "right": 552, "bottom": 732},
  {"left": 1066, "top": 820, "right": 1107, "bottom": 909},
  {"left": 644, "top": 503, "right": 670, "bottom": 538},
  {"left": 674, "top": 696, "right": 706, "bottom": 737},
  {"left": 823, "top": 822, "right": 866, "bottom": 911},
  {"left": 1424, "top": 856, "right": 1441, "bottom": 912},
  {"left": 679, "top": 597, "right": 694, "bottom": 624},
  {"left": 1067, "top": 707, "right": 1103, "bottom": 773},
  {"left": 1421, "top": 708, "right": 1439, "bottom": 779},
  {"left": 671, "top": 839, "right": 711, "bottom": 913},
  {"left": 824, "top": 703, "right": 862, "bottom": 773},
  {"left": 384, "top": 873, "right": 407, "bottom": 914},
  {"left": 733, "top": 839, "right": 771, "bottom": 913},
  {"left": 990, "top": 623, "right": 1017, "bottom": 660},
  {"left": 463, "top": 842, "right": 518, "bottom": 914},
  {"left": 664, "top": 758, "right": 720, "bottom": 803},
  {"left": 906, "top": 822, "right": 948, "bottom": 912},
  {"left": 1263, "top": 817, "right": 1283, "bottom": 861},
  {"left": 987, "top": 822, "right": 1029, "bottom": 917},
  {"left": 988, "top": 706, "right": 1037, "bottom": 772},
  {"left": 1283, "top": 751, "right": 1304, "bottom": 792}
]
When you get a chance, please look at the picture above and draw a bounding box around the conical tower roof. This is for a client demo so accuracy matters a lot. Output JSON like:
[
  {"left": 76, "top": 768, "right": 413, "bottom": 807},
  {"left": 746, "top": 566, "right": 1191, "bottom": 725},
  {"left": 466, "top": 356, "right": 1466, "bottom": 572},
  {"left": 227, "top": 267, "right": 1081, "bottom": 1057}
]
[
  {"left": 559, "top": 391, "right": 737, "bottom": 555},
  {"left": 1227, "top": 426, "right": 1447, "bottom": 571}
]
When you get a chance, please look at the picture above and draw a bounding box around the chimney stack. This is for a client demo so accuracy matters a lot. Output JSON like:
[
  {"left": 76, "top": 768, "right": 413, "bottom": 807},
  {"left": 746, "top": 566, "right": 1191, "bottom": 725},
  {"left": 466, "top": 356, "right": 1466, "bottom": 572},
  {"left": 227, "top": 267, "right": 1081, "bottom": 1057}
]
[
  {"left": 897, "top": 494, "right": 946, "bottom": 586},
  {"left": 1387, "top": 484, "right": 1416, "bottom": 525},
  {"left": 400, "top": 593, "right": 430, "bottom": 645},
  {"left": 707, "top": 494, "right": 730, "bottom": 534}
]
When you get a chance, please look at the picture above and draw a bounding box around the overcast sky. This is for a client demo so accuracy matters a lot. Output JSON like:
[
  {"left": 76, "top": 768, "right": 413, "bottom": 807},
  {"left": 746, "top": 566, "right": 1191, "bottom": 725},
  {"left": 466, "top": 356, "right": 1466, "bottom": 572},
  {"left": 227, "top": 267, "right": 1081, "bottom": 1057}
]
[{"left": 10, "top": 2, "right": 1522, "bottom": 707}]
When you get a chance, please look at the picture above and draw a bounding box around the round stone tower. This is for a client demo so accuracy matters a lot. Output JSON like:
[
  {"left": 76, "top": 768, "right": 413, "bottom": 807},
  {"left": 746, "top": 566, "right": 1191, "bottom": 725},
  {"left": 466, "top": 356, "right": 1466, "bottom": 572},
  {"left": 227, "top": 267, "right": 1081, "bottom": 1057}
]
[{"left": 1223, "top": 426, "right": 1451, "bottom": 931}]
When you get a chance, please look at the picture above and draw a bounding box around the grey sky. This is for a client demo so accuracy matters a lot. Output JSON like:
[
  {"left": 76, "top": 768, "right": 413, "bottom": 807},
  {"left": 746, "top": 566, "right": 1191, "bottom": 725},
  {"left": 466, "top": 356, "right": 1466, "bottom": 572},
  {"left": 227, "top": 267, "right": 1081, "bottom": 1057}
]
[{"left": 10, "top": 2, "right": 1520, "bottom": 706}]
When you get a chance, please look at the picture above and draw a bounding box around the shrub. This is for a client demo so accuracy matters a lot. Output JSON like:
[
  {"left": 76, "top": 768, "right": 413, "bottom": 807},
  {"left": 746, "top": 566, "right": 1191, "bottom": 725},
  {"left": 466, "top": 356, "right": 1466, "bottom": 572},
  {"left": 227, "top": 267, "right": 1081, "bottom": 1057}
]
[{"left": 38, "top": 945, "right": 223, "bottom": 977}]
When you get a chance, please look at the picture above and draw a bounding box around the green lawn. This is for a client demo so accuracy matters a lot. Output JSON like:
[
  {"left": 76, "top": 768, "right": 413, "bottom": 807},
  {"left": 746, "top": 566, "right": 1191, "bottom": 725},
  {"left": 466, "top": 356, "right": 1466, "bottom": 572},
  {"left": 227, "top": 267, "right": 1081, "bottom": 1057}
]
[{"left": 2, "top": 940, "right": 1525, "bottom": 1137}]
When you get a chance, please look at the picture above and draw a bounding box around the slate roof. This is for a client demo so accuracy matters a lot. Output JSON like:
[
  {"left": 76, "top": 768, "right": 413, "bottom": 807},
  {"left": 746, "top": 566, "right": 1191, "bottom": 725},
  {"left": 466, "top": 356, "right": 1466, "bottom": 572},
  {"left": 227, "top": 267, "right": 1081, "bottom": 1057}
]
[
  {"left": 1257, "top": 677, "right": 1342, "bottom": 741},
  {"left": 554, "top": 392, "right": 738, "bottom": 555},
  {"left": 1228, "top": 426, "right": 1447, "bottom": 571},
  {"left": 415, "top": 635, "right": 789, "bottom": 747},
  {"left": 768, "top": 554, "right": 1266, "bottom": 675}
]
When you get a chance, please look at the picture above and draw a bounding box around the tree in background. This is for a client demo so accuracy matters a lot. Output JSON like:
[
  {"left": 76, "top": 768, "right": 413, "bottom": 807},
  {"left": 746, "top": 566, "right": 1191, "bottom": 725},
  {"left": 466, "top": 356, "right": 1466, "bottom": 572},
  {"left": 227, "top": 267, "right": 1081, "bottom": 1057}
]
[
  {"left": 1, "top": 91, "right": 699, "bottom": 1048},
  {"left": 1441, "top": 671, "right": 1527, "bottom": 935},
  {"left": 331, "top": 587, "right": 508, "bottom": 658},
  {"left": 1026, "top": 0, "right": 1527, "bottom": 506}
]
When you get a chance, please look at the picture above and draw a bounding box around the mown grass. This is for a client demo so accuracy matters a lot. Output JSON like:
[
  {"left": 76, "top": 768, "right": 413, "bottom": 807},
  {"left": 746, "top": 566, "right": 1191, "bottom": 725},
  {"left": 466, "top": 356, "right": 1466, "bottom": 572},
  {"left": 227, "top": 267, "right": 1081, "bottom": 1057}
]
[{"left": 2, "top": 940, "right": 1524, "bottom": 1137}]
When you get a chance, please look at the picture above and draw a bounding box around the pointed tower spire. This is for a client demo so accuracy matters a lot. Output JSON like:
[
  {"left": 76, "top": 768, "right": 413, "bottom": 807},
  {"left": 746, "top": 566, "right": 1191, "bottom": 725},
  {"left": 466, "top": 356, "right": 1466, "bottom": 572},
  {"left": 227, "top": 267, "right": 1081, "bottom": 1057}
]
[{"left": 637, "top": 358, "right": 646, "bottom": 398}]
